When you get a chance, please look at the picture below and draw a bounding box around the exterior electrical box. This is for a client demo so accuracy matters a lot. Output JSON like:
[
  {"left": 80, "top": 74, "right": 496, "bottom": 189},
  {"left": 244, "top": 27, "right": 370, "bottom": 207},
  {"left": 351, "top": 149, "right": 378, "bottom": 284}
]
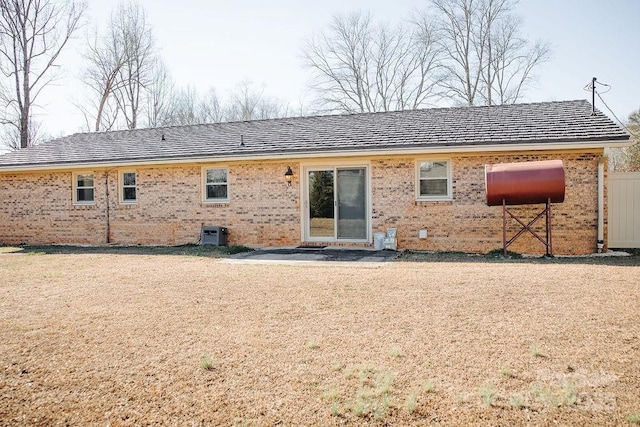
[{"left": 201, "top": 226, "right": 227, "bottom": 246}]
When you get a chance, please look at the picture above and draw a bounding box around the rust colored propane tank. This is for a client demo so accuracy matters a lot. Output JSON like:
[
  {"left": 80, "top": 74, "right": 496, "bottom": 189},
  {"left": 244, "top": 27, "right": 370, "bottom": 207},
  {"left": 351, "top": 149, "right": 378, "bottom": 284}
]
[{"left": 485, "top": 160, "right": 565, "bottom": 206}]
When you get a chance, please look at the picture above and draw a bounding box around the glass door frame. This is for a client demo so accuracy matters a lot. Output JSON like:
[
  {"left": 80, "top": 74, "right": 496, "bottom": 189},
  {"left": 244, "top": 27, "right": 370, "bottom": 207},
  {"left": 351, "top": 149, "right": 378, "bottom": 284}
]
[{"left": 301, "top": 162, "right": 371, "bottom": 243}]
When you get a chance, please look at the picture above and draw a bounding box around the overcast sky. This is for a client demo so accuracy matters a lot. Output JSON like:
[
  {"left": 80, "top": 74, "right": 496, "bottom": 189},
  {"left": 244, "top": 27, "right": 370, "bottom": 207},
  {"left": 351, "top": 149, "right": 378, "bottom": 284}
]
[{"left": 35, "top": 0, "right": 640, "bottom": 138}]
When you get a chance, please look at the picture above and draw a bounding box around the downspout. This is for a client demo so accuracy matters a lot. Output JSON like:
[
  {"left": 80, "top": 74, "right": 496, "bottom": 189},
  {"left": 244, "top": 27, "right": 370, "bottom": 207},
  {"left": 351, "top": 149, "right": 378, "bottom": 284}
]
[
  {"left": 597, "top": 150, "right": 607, "bottom": 253},
  {"left": 105, "top": 170, "right": 111, "bottom": 244}
]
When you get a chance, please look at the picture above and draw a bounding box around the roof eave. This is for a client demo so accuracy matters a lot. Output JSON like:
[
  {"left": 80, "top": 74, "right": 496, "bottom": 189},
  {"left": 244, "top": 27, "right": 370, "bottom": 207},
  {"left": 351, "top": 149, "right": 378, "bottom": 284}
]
[{"left": 0, "top": 139, "right": 632, "bottom": 172}]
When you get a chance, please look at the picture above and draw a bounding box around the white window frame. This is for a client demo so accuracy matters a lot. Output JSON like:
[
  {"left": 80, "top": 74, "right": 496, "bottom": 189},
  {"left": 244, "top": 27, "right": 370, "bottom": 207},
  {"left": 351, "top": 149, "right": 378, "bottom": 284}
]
[
  {"left": 73, "top": 172, "right": 95, "bottom": 205},
  {"left": 415, "top": 159, "right": 453, "bottom": 201},
  {"left": 120, "top": 171, "right": 137, "bottom": 204},
  {"left": 301, "top": 161, "right": 372, "bottom": 244},
  {"left": 202, "top": 166, "right": 229, "bottom": 203}
]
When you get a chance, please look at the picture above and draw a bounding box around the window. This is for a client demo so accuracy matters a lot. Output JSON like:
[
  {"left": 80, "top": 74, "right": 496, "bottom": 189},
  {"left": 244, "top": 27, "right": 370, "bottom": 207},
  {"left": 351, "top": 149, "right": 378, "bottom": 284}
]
[
  {"left": 120, "top": 171, "right": 137, "bottom": 203},
  {"left": 417, "top": 160, "right": 451, "bottom": 200},
  {"left": 203, "top": 167, "right": 229, "bottom": 202},
  {"left": 74, "top": 173, "right": 95, "bottom": 204}
]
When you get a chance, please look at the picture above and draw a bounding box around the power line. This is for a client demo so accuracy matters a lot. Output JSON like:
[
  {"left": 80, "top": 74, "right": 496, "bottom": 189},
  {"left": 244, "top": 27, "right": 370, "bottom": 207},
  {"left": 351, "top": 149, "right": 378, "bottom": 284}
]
[
  {"left": 583, "top": 78, "right": 637, "bottom": 138},
  {"left": 595, "top": 90, "right": 638, "bottom": 139}
]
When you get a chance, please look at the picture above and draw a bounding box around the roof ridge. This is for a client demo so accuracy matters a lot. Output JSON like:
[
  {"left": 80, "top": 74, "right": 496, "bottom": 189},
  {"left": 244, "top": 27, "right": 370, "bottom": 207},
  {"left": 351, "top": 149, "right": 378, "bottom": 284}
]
[{"left": 59, "top": 99, "right": 593, "bottom": 141}]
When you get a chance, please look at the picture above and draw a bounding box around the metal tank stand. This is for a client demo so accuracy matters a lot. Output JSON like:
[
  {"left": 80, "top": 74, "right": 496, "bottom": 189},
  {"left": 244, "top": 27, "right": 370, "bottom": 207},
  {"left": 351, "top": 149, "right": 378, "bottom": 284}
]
[{"left": 502, "top": 198, "right": 553, "bottom": 258}]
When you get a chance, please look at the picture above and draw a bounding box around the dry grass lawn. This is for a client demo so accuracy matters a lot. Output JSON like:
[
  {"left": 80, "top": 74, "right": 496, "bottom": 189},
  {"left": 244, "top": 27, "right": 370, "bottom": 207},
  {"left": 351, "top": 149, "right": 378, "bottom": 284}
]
[{"left": 1, "top": 248, "right": 639, "bottom": 426}]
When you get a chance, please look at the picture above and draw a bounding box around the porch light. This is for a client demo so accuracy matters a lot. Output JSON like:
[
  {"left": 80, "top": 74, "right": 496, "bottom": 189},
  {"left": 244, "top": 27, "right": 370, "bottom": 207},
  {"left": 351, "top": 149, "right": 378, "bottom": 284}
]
[{"left": 284, "top": 166, "right": 293, "bottom": 186}]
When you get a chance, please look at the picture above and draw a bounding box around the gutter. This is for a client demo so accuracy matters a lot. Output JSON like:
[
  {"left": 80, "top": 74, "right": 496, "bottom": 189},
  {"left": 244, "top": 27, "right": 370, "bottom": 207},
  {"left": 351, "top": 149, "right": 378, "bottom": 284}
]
[
  {"left": 105, "top": 170, "right": 111, "bottom": 244},
  {"left": 0, "top": 140, "right": 632, "bottom": 173}
]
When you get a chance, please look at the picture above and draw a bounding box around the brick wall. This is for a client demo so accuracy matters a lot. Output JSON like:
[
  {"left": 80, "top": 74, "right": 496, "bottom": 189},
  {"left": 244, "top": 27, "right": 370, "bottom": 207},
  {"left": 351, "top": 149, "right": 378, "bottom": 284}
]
[
  {"left": 0, "top": 161, "right": 300, "bottom": 247},
  {"left": 0, "top": 149, "right": 604, "bottom": 254},
  {"left": 371, "top": 150, "right": 603, "bottom": 255},
  {"left": 0, "top": 171, "right": 107, "bottom": 245}
]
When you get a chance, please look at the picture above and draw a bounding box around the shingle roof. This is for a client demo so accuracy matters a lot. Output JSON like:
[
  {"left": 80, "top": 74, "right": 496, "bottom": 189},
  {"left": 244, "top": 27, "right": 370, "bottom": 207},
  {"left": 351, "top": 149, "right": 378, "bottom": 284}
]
[{"left": 0, "top": 100, "right": 629, "bottom": 168}]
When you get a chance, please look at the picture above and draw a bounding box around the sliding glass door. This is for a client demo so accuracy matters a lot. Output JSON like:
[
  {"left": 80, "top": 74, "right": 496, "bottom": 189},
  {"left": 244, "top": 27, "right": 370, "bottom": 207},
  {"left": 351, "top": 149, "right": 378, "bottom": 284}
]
[
  {"left": 336, "top": 168, "right": 366, "bottom": 239},
  {"left": 306, "top": 166, "right": 368, "bottom": 241},
  {"left": 308, "top": 170, "right": 335, "bottom": 238}
]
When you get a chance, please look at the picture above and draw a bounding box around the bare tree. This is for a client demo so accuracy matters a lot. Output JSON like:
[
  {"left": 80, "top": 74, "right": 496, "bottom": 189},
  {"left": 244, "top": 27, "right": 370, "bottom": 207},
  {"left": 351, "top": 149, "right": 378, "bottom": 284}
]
[
  {"left": 430, "top": 0, "right": 490, "bottom": 106},
  {"left": 0, "top": 0, "right": 85, "bottom": 149},
  {"left": 167, "top": 86, "right": 200, "bottom": 126},
  {"left": 78, "top": 26, "right": 126, "bottom": 132},
  {"left": 626, "top": 110, "right": 640, "bottom": 171},
  {"left": 431, "top": 0, "right": 550, "bottom": 106},
  {"left": 226, "top": 80, "right": 288, "bottom": 121},
  {"left": 612, "top": 110, "right": 640, "bottom": 172},
  {"left": 78, "top": 1, "right": 156, "bottom": 131},
  {"left": 141, "top": 79, "right": 290, "bottom": 128},
  {"left": 405, "top": 12, "right": 446, "bottom": 108},
  {"left": 302, "top": 11, "right": 442, "bottom": 113},
  {"left": 144, "top": 58, "right": 174, "bottom": 128},
  {"left": 0, "top": 115, "right": 49, "bottom": 149},
  {"left": 198, "top": 87, "right": 225, "bottom": 123},
  {"left": 110, "top": 1, "right": 155, "bottom": 129},
  {"left": 157, "top": 86, "right": 227, "bottom": 127}
]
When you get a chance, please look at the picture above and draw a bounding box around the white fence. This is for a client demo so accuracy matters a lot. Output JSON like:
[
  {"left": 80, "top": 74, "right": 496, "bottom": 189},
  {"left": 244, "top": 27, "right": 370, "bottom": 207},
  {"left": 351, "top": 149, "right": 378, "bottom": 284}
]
[{"left": 608, "top": 172, "right": 640, "bottom": 248}]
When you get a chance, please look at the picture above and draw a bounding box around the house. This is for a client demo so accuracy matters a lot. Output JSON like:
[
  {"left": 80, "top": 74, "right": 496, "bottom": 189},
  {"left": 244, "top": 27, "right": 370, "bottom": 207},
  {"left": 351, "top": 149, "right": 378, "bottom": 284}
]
[{"left": 0, "top": 100, "right": 631, "bottom": 255}]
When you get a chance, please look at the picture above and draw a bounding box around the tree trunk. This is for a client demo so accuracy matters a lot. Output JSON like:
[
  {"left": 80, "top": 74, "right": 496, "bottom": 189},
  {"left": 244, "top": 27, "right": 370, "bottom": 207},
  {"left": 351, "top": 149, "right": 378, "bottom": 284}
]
[{"left": 21, "top": 23, "right": 30, "bottom": 149}]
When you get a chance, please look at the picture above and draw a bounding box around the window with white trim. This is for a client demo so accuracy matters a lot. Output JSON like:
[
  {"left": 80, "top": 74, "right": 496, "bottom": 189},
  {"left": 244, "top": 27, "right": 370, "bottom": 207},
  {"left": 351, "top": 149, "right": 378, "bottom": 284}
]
[
  {"left": 74, "top": 173, "right": 95, "bottom": 204},
  {"left": 203, "top": 167, "right": 229, "bottom": 202},
  {"left": 120, "top": 171, "right": 137, "bottom": 203},
  {"left": 417, "top": 160, "right": 452, "bottom": 200}
]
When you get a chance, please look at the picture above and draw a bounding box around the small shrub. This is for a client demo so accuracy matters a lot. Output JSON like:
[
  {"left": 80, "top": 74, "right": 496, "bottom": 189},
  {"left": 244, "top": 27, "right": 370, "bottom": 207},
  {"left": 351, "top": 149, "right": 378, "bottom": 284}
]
[
  {"left": 501, "top": 367, "right": 514, "bottom": 378},
  {"left": 351, "top": 391, "right": 390, "bottom": 419},
  {"left": 529, "top": 346, "right": 546, "bottom": 358},
  {"left": 352, "top": 364, "right": 377, "bottom": 382},
  {"left": 559, "top": 383, "right": 578, "bottom": 406},
  {"left": 534, "top": 387, "right": 557, "bottom": 407},
  {"left": 342, "top": 365, "right": 395, "bottom": 420},
  {"left": 422, "top": 379, "right": 435, "bottom": 393},
  {"left": 457, "top": 393, "right": 469, "bottom": 403},
  {"left": 533, "top": 384, "right": 577, "bottom": 407},
  {"left": 509, "top": 394, "right": 526, "bottom": 409},
  {"left": 375, "top": 371, "right": 395, "bottom": 395},
  {"left": 323, "top": 386, "right": 341, "bottom": 416},
  {"left": 478, "top": 385, "right": 497, "bottom": 407},
  {"left": 352, "top": 395, "right": 368, "bottom": 417},
  {"left": 323, "top": 387, "right": 339, "bottom": 402},
  {"left": 626, "top": 413, "right": 640, "bottom": 424},
  {"left": 306, "top": 338, "right": 319, "bottom": 349},
  {"left": 373, "top": 394, "right": 390, "bottom": 420},
  {"left": 330, "top": 401, "right": 340, "bottom": 416},
  {"left": 331, "top": 362, "right": 343, "bottom": 372},
  {"left": 200, "top": 355, "right": 214, "bottom": 370},
  {"left": 389, "top": 346, "right": 403, "bottom": 358},
  {"left": 405, "top": 391, "right": 418, "bottom": 413}
]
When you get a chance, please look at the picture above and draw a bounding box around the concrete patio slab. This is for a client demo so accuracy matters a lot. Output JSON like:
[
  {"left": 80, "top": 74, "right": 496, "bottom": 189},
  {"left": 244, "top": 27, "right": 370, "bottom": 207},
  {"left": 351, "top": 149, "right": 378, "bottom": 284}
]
[{"left": 225, "top": 247, "right": 397, "bottom": 264}]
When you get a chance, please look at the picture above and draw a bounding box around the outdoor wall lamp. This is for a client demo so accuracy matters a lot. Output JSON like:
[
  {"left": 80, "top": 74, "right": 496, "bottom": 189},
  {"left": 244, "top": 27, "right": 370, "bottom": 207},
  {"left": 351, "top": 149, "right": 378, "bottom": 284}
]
[{"left": 284, "top": 166, "right": 293, "bottom": 186}]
